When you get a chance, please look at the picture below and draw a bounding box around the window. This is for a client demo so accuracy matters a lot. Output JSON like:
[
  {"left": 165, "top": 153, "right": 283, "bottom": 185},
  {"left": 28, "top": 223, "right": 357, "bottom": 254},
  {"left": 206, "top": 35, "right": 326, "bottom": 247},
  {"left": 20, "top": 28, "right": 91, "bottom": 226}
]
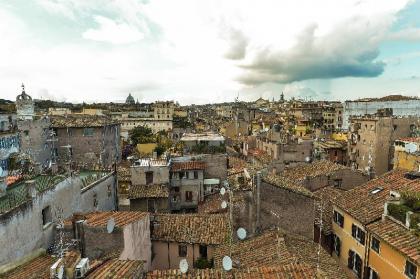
[
  {"left": 199, "top": 245, "right": 208, "bottom": 258},
  {"left": 371, "top": 237, "right": 380, "bottom": 253},
  {"left": 333, "top": 179, "right": 342, "bottom": 188},
  {"left": 348, "top": 250, "right": 362, "bottom": 278},
  {"left": 83, "top": 128, "right": 94, "bottom": 136},
  {"left": 24, "top": 130, "right": 29, "bottom": 138},
  {"left": 405, "top": 260, "right": 417, "bottom": 279},
  {"left": 194, "top": 171, "right": 198, "bottom": 179},
  {"left": 185, "top": 191, "right": 193, "bottom": 202},
  {"left": 333, "top": 210, "right": 344, "bottom": 227},
  {"left": 93, "top": 193, "right": 98, "bottom": 207},
  {"left": 186, "top": 171, "right": 189, "bottom": 179},
  {"left": 107, "top": 185, "right": 112, "bottom": 197},
  {"left": 42, "top": 206, "right": 52, "bottom": 226},
  {"left": 351, "top": 224, "right": 365, "bottom": 245},
  {"left": 333, "top": 234, "right": 341, "bottom": 256},
  {"left": 146, "top": 171, "right": 153, "bottom": 185},
  {"left": 366, "top": 267, "right": 379, "bottom": 279},
  {"left": 178, "top": 244, "right": 187, "bottom": 257},
  {"left": 147, "top": 199, "right": 156, "bottom": 212},
  {"left": 179, "top": 172, "right": 185, "bottom": 179},
  {"left": 173, "top": 187, "right": 180, "bottom": 192}
]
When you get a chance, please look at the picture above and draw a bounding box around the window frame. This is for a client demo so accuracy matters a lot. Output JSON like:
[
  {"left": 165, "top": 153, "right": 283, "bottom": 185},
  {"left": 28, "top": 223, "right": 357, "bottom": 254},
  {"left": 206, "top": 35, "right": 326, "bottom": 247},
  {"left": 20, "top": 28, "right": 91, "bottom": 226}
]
[
  {"left": 333, "top": 210, "right": 344, "bottom": 227},
  {"left": 145, "top": 171, "right": 154, "bottom": 185},
  {"left": 351, "top": 224, "right": 366, "bottom": 245},
  {"left": 41, "top": 206, "right": 52, "bottom": 227},
  {"left": 185, "top": 191, "right": 193, "bottom": 202},
  {"left": 405, "top": 260, "right": 417, "bottom": 279},
  {"left": 83, "top": 127, "right": 95, "bottom": 137},
  {"left": 371, "top": 236, "right": 380, "bottom": 254},
  {"left": 178, "top": 244, "right": 187, "bottom": 257}
]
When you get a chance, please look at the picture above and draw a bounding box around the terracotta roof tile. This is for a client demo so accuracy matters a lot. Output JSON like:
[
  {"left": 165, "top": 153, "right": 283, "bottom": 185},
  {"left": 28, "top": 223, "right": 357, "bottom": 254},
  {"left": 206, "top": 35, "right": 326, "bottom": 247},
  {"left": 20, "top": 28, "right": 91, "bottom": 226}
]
[
  {"left": 282, "top": 160, "right": 349, "bottom": 182},
  {"left": 3, "top": 254, "right": 54, "bottom": 279},
  {"left": 86, "top": 259, "right": 143, "bottom": 278},
  {"left": 128, "top": 184, "right": 169, "bottom": 199},
  {"left": 146, "top": 263, "right": 317, "bottom": 279},
  {"left": 65, "top": 211, "right": 149, "bottom": 228},
  {"left": 50, "top": 115, "right": 118, "bottom": 128},
  {"left": 313, "top": 186, "right": 345, "bottom": 233},
  {"left": 333, "top": 169, "right": 420, "bottom": 225},
  {"left": 262, "top": 174, "right": 314, "bottom": 198},
  {"left": 367, "top": 217, "right": 420, "bottom": 265},
  {"left": 171, "top": 161, "right": 206, "bottom": 172},
  {"left": 284, "top": 234, "right": 349, "bottom": 279},
  {"left": 213, "top": 230, "right": 297, "bottom": 268},
  {"left": 151, "top": 213, "right": 229, "bottom": 245}
]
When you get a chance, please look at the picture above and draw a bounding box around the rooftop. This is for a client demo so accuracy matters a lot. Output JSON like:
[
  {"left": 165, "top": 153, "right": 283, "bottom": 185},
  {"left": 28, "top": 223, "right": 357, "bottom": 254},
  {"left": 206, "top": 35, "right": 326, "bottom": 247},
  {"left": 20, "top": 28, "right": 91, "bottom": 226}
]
[
  {"left": 333, "top": 169, "right": 420, "bottom": 225},
  {"left": 282, "top": 160, "right": 350, "bottom": 182},
  {"left": 132, "top": 158, "right": 169, "bottom": 167},
  {"left": 146, "top": 263, "right": 317, "bottom": 279},
  {"left": 181, "top": 132, "right": 225, "bottom": 142},
  {"left": 396, "top": 137, "right": 420, "bottom": 144},
  {"left": 85, "top": 259, "right": 144, "bottom": 279},
  {"left": 262, "top": 174, "right": 314, "bottom": 198},
  {"left": 170, "top": 161, "right": 206, "bottom": 172},
  {"left": 151, "top": 213, "right": 228, "bottom": 245},
  {"left": 65, "top": 211, "right": 149, "bottom": 228},
  {"left": 213, "top": 230, "right": 296, "bottom": 268},
  {"left": 368, "top": 217, "right": 420, "bottom": 265},
  {"left": 50, "top": 115, "right": 118, "bottom": 128},
  {"left": 2, "top": 254, "right": 54, "bottom": 279},
  {"left": 128, "top": 184, "right": 169, "bottom": 199}
]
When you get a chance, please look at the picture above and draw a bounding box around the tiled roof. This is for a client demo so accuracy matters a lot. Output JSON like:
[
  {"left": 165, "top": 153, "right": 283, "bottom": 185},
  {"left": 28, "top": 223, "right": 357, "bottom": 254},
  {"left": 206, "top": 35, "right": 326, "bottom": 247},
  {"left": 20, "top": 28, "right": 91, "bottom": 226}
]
[
  {"left": 2, "top": 254, "right": 54, "bottom": 279},
  {"left": 65, "top": 211, "right": 149, "bottom": 228},
  {"left": 213, "top": 230, "right": 296, "bottom": 268},
  {"left": 282, "top": 160, "right": 349, "bottom": 182},
  {"left": 151, "top": 213, "right": 229, "bottom": 245},
  {"left": 146, "top": 263, "right": 317, "bottom": 279},
  {"left": 117, "top": 166, "right": 131, "bottom": 182},
  {"left": 128, "top": 184, "right": 169, "bottom": 199},
  {"left": 198, "top": 192, "right": 246, "bottom": 214},
  {"left": 86, "top": 259, "right": 143, "bottom": 278},
  {"left": 50, "top": 115, "right": 118, "bottom": 128},
  {"left": 333, "top": 169, "right": 420, "bottom": 225},
  {"left": 284, "top": 234, "right": 349, "bottom": 279},
  {"left": 262, "top": 174, "right": 314, "bottom": 198},
  {"left": 315, "top": 140, "right": 347, "bottom": 150},
  {"left": 367, "top": 217, "right": 420, "bottom": 265},
  {"left": 171, "top": 161, "right": 206, "bottom": 172},
  {"left": 313, "top": 186, "right": 345, "bottom": 234}
]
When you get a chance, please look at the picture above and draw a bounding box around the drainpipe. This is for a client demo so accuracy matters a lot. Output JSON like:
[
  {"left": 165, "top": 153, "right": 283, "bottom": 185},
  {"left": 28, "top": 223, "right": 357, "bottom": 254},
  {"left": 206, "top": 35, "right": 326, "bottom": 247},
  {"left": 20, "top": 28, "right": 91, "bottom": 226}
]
[{"left": 256, "top": 171, "right": 261, "bottom": 232}]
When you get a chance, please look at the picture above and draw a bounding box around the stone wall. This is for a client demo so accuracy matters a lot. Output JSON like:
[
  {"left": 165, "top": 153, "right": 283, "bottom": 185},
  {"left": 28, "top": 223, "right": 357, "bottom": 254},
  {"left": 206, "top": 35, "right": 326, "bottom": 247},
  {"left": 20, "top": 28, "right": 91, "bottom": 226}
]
[{"left": 259, "top": 181, "right": 315, "bottom": 238}]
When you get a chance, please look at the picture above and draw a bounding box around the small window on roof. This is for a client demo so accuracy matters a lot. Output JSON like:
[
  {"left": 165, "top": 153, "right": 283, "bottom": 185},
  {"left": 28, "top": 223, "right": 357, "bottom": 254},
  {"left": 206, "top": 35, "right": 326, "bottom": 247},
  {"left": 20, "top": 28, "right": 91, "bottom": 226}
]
[{"left": 370, "top": 187, "right": 383, "bottom": 194}]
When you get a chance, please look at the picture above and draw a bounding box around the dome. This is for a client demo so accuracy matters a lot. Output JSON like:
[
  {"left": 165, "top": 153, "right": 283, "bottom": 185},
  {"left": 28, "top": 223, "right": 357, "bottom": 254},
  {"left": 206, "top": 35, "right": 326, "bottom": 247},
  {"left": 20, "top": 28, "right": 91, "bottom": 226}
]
[
  {"left": 126, "top": 93, "right": 135, "bottom": 104},
  {"left": 16, "top": 84, "right": 32, "bottom": 101}
]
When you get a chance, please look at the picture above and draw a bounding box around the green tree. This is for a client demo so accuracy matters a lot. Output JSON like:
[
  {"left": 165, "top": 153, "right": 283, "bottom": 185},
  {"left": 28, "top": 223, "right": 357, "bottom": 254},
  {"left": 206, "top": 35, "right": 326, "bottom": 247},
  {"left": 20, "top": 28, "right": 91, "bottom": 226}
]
[{"left": 130, "top": 125, "right": 155, "bottom": 145}]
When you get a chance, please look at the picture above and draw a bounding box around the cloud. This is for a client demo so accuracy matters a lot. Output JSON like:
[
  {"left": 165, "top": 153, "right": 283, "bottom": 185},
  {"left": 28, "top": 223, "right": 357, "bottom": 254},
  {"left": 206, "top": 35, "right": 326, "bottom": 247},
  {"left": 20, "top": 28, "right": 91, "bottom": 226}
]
[
  {"left": 82, "top": 16, "right": 144, "bottom": 44},
  {"left": 387, "top": 27, "right": 420, "bottom": 41},
  {"left": 283, "top": 84, "right": 331, "bottom": 100},
  {"left": 235, "top": 18, "right": 388, "bottom": 85},
  {"left": 223, "top": 28, "right": 248, "bottom": 60}
]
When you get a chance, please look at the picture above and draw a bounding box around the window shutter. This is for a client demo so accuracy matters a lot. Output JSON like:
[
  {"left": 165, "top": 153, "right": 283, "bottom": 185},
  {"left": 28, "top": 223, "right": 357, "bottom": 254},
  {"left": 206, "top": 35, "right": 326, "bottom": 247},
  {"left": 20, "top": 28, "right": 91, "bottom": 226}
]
[
  {"left": 336, "top": 237, "right": 341, "bottom": 256},
  {"left": 364, "top": 267, "right": 370, "bottom": 279},
  {"left": 355, "top": 254, "right": 362, "bottom": 278},
  {"left": 352, "top": 224, "right": 357, "bottom": 237},
  {"left": 339, "top": 214, "right": 344, "bottom": 227},
  {"left": 348, "top": 250, "right": 354, "bottom": 268},
  {"left": 360, "top": 230, "right": 365, "bottom": 245}
]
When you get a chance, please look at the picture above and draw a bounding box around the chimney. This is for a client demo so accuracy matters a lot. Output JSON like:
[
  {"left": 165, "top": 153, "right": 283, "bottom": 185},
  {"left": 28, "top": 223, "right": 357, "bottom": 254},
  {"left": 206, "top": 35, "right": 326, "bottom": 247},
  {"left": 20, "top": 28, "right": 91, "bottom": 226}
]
[
  {"left": 256, "top": 171, "right": 261, "bottom": 232},
  {"left": 75, "top": 220, "right": 86, "bottom": 258},
  {"left": 25, "top": 180, "right": 37, "bottom": 199},
  {"left": 405, "top": 211, "right": 413, "bottom": 229}
]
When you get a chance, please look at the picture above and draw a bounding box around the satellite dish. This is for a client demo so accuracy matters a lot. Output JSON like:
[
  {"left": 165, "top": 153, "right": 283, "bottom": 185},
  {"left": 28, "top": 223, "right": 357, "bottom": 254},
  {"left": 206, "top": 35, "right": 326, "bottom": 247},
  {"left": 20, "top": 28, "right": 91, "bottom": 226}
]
[
  {"left": 305, "top": 156, "right": 311, "bottom": 162},
  {"left": 237, "top": 227, "right": 247, "bottom": 240},
  {"left": 57, "top": 265, "right": 64, "bottom": 279},
  {"left": 221, "top": 201, "right": 227, "bottom": 209},
  {"left": 220, "top": 187, "right": 226, "bottom": 196},
  {"left": 405, "top": 143, "right": 418, "bottom": 154},
  {"left": 179, "top": 259, "right": 188, "bottom": 273},
  {"left": 222, "top": 256, "right": 232, "bottom": 271},
  {"left": 107, "top": 218, "right": 115, "bottom": 233}
]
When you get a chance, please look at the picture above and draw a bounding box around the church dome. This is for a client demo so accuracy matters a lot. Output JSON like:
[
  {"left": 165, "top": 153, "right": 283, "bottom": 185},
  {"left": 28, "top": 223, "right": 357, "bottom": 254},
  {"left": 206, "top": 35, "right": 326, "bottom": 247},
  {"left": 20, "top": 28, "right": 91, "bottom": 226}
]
[
  {"left": 126, "top": 93, "right": 135, "bottom": 104},
  {"left": 16, "top": 84, "right": 32, "bottom": 101}
]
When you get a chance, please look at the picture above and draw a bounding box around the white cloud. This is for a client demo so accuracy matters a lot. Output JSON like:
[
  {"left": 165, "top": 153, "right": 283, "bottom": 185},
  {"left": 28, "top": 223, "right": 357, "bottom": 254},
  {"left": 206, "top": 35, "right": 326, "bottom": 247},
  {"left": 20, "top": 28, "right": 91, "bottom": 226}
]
[{"left": 82, "top": 16, "right": 144, "bottom": 44}]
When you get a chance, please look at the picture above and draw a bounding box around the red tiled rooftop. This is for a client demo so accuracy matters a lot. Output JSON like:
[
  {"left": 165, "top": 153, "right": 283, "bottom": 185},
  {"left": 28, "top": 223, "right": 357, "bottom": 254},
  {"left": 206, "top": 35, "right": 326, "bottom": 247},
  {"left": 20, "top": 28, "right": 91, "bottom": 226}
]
[
  {"left": 171, "top": 161, "right": 206, "bottom": 172},
  {"left": 86, "top": 259, "right": 143, "bottom": 278},
  {"left": 65, "top": 211, "right": 149, "bottom": 228}
]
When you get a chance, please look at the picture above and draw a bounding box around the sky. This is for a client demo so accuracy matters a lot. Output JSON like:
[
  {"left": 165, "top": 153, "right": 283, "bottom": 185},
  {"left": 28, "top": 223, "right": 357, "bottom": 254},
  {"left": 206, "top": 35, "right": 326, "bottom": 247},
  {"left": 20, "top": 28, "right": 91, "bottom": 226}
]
[{"left": 1, "top": 0, "right": 420, "bottom": 105}]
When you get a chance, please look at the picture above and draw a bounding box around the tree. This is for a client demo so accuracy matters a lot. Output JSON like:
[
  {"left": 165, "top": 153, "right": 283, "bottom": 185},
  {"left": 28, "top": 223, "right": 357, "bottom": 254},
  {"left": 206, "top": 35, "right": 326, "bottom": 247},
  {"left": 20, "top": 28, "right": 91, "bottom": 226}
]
[{"left": 130, "top": 125, "right": 155, "bottom": 145}]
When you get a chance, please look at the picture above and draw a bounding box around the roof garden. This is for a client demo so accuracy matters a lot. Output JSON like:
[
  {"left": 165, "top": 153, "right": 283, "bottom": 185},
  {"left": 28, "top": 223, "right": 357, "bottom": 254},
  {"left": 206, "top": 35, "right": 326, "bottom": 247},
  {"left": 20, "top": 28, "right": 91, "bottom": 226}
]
[{"left": 387, "top": 191, "right": 420, "bottom": 233}]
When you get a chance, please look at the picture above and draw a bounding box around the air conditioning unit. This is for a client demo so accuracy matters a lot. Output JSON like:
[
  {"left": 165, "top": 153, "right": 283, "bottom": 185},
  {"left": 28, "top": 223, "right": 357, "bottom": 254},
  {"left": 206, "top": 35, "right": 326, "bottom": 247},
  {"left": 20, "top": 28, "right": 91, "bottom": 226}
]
[{"left": 75, "top": 258, "right": 90, "bottom": 279}]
